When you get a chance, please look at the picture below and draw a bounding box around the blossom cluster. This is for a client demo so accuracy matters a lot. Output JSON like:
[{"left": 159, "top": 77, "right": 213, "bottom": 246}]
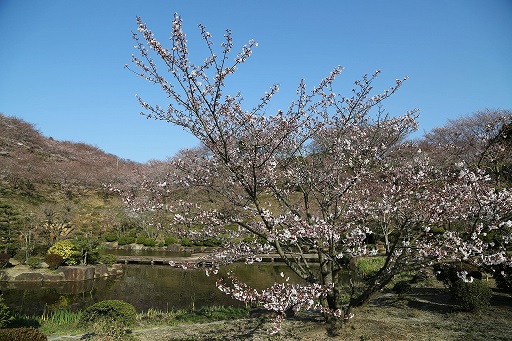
[{"left": 216, "top": 271, "right": 331, "bottom": 334}]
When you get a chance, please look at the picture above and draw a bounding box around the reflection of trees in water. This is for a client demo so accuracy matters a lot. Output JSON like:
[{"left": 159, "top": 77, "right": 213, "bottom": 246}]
[
  {"left": 2, "top": 264, "right": 304, "bottom": 314},
  {"left": 1, "top": 280, "right": 99, "bottom": 315}
]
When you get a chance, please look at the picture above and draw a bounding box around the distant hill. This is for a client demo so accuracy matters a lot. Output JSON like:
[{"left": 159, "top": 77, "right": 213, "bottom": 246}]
[
  {"left": 0, "top": 113, "right": 139, "bottom": 189},
  {"left": 0, "top": 113, "right": 143, "bottom": 242}
]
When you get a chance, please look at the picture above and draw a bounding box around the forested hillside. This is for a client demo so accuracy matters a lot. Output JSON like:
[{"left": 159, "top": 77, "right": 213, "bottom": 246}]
[
  {"left": 0, "top": 113, "right": 138, "bottom": 188},
  {"left": 0, "top": 113, "right": 141, "bottom": 256}
]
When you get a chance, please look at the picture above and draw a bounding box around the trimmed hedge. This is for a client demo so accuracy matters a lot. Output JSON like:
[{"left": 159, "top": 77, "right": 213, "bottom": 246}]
[
  {"left": 451, "top": 279, "right": 492, "bottom": 312},
  {"left": 79, "top": 300, "right": 136, "bottom": 338},
  {"left": 98, "top": 253, "right": 117, "bottom": 266},
  {"left": 80, "top": 299, "right": 136, "bottom": 327},
  {"left": 26, "top": 256, "right": 42, "bottom": 269},
  {"left": 392, "top": 280, "right": 412, "bottom": 295},
  {"left": 44, "top": 253, "right": 63, "bottom": 270},
  {"left": 117, "top": 236, "right": 136, "bottom": 246},
  {"left": 136, "top": 236, "right": 156, "bottom": 247}
]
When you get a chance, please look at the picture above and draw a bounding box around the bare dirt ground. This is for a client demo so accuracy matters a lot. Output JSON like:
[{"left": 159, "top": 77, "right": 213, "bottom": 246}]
[{"left": 48, "top": 286, "right": 512, "bottom": 341}]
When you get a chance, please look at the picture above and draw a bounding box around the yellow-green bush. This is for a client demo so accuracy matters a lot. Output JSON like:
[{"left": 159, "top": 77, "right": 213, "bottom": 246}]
[{"left": 47, "top": 240, "right": 79, "bottom": 265}]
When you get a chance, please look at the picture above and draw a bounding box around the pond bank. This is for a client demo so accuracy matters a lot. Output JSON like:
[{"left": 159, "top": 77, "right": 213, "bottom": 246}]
[{"left": 45, "top": 287, "right": 512, "bottom": 340}]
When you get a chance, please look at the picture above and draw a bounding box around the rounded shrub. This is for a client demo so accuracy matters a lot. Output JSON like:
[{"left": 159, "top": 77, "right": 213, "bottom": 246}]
[
  {"left": 80, "top": 300, "right": 136, "bottom": 336},
  {"left": 164, "top": 236, "right": 178, "bottom": 245},
  {"left": 104, "top": 233, "right": 118, "bottom": 242},
  {"left": 451, "top": 279, "right": 492, "bottom": 312},
  {"left": 98, "top": 254, "right": 117, "bottom": 266},
  {"left": 26, "top": 256, "right": 42, "bottom": 269},
  {"left": 201, "top": 238, "right": 222, "bottom": 247},
  {"left": 44, "top": 253, "right": 63, "bottom": 270},
  {"left": 0, "top": 327, "right": 47, "bottom": 341},
  {"left": 134, "top": 236, "right": 156, "bottom": 247},
  {"left": 142, "top": 238, "right": 156, "bottom": 247},
  {"left": 117, "top": 236, "right": 136, "bottom": 246},
  {"left": 180, "top": 238, "right": 193, "bottom": 247},
  {"left": 47, "top": 240, "right": 79, "bottom": 265}
]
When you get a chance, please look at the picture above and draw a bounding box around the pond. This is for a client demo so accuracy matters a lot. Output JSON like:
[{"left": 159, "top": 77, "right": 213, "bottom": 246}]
[
  {"left": 0, "top": 262, "right": 305, "bottom": 316},
  {"left": 98, "top": 248, "right": 192, "bottom": 258}
]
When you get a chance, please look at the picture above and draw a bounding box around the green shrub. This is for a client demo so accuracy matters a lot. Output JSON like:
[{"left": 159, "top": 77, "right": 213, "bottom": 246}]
[
  {"left": 0, "top": 253, "right": 10, "bottom": 268},
  {"left": 142, "top": 238, "right": 156, "bottom": 247},
  {"left": 164, "top": 236, "right": 178, "bottom": 245},
  {"left": 26, "top": 257, "right": 42, "bottom": 269},
  {"left": 104, "top": 233, "right": 118, "bottom": 242},
  {"left": 451, "top": 279, "right": 492, "bottom": 312},
  {"left": 80, "top": 300, "right": 136, "bottom": 337},
  {"left": 44, "top": 253, "right": 63, "bottom": 270},
  {"left": 430, "top": 226, "right": 445, "bottom": 235},
  {"left": 84, "top": 250, "right": 100, "bottom": 265},
  {"left": 201, "top": 238, "right": 222, "bottom": 247},
  {"left": 135, "top": 236, "right": 156, "bottom": 247},
  {"left": 180, "top": 238, "right": 192, "bottom": 247},
  {"left": 98, "top": 254, "right": 117, "bottom": 266},
  {"left": 12, "top": 251, "right": 26, "bottom": 263},
  {"left": 117, "top": 236, "right": 136, "bottom": 246},
  {"left": 0, "top": 327, "right": 47, "bottom": 341},
  {"left": 0, "top": 296, "right": 14, "bottom": 328}
]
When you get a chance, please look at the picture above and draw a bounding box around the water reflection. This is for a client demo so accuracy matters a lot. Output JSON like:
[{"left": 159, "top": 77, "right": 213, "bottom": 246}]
[
  {"left": 99, "top": 249, "right": 192, "bottom": 258},
  {"left": 0, "top": 263, "right": 304, "bottom": 315}
]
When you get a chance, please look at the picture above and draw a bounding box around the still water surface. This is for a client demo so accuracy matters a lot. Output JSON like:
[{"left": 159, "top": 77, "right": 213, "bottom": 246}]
[{"left": 0, "top": 263, "right": 303, "bottom": 315}]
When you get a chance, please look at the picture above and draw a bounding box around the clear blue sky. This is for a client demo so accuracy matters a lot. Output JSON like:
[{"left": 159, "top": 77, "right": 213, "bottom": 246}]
[{"left": 1, "top": 1, "right": 511, "bottom": 163}]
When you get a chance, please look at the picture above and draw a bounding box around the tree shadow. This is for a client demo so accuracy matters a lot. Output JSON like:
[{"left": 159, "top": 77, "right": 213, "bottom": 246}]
[
  {"left": 406, "top": 287, "right": 455, "bottom": 313},
  {"left": 490, "top": 289, "right": 512, "bottom": 308},
  {"left": 366, "top": 287, "right": 455, "bottom": 314},
  {"left": 373, "top": 286, "right": 512, "bottom": 315}
]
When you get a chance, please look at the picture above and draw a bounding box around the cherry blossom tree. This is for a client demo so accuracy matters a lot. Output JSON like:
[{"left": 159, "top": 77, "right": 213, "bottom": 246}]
[
  {"left": 127, "top": 13, "right": 512, "bottom": 332},
  {"left": 423, "top": 109, "right": 512, "bottom": 185}
]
